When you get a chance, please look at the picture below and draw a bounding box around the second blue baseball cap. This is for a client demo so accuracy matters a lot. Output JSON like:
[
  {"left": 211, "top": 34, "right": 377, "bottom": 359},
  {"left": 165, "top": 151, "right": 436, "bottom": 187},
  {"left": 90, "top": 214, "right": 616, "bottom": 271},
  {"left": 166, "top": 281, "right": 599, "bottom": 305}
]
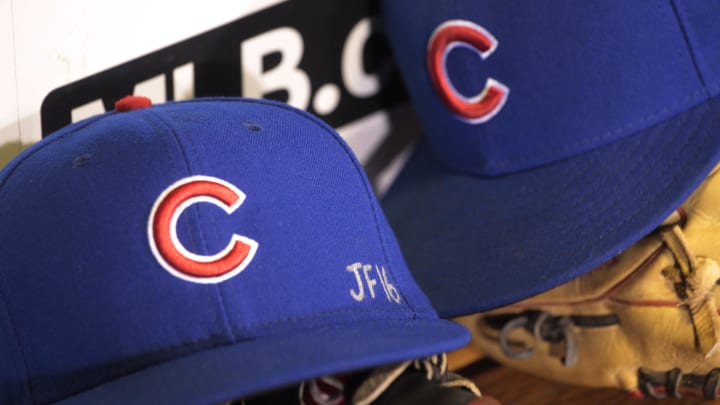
[
  {"left": 0, "top": 97, "right": 469, "bottom": 404},
  {"left": 381, "top": 0, "right": 720, "bottom": 317}
]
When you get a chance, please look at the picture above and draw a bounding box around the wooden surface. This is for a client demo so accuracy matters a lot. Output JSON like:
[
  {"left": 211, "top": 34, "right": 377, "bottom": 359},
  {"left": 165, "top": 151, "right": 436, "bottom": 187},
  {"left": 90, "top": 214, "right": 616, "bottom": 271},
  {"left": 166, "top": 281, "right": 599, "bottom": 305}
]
[{"left": 447, "top": 345, "right": 717, "bottom": 404}]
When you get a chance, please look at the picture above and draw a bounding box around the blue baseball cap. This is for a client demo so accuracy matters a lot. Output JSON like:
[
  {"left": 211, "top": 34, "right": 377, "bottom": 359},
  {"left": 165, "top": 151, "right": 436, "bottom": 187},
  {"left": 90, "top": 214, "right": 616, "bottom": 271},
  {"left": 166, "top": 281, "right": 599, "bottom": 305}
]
[
  {"left": 0, "top": 97, "right": 469, "bottom": 404},
  {"left": 381, "top": 0, "right": 720, "bottom": 317}
]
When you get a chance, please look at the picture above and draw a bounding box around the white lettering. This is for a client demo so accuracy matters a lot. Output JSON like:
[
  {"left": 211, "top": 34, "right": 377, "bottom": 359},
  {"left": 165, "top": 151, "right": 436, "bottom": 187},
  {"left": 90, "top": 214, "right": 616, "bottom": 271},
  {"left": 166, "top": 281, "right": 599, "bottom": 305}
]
[
  {"left": 241, "top": 27, "right": 311, "bottom": 109},
  {"left": 375, "top": 265, "right": 390, "bottom": 299},
  {"left": 346, "top": 262, "right": 364, "bottom": 302},
  {"left": 363, "top": 264, "right": 377, "bottom": 299},
  {"left": 341, "top": 18, "right": 380, "bottom": 98},
  {"left": 378, "top": 265, "right": 402, "bottom": 303},
  {"left": 312, "top": 83, "right": 341, "bottom": 115},
  {"left": 346, "top": 262, "right": 402, "bottom": 304}
]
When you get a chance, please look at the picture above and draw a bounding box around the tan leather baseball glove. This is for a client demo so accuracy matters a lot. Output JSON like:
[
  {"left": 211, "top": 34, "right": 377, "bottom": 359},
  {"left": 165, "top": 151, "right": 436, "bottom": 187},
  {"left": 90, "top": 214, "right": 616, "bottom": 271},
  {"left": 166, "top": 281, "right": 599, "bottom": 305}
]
[{"left": 457, "top": 164, "right": 720, "bottom": 400}]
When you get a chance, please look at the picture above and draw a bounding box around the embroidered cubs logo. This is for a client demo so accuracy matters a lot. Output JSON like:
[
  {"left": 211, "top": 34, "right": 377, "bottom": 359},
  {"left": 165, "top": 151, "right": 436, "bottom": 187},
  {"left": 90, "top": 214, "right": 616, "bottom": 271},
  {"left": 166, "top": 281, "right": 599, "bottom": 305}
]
[
  {"left": 427, "top": 20, "right": 509, "bottom": 124},
  {"left": 148, "top": 175, "right": 258, "bottom": 283}
]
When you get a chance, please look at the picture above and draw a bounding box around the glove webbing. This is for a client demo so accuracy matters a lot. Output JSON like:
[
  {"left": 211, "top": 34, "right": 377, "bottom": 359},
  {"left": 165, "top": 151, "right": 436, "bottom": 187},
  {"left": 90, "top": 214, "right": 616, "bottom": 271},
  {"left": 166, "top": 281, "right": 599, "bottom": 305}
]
[
  {"left": 352, "top": 354, "right": 481, "bottom": 404},
  {"left": 660, "top": 222, "right": 720, "bottom": 358},
  {"left": 296, "top": 354, "right": 482, "bottom": 405}
]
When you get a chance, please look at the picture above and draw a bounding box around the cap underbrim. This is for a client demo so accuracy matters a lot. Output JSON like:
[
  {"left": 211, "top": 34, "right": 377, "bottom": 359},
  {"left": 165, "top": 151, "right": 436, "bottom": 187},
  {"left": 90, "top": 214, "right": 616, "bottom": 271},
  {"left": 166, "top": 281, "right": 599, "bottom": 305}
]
[
  {"left": 382, "top": 94, "right": 720, "bottom": 318},
  {"left": 58, "top": 319, "right": 468, "bottom": 404}
]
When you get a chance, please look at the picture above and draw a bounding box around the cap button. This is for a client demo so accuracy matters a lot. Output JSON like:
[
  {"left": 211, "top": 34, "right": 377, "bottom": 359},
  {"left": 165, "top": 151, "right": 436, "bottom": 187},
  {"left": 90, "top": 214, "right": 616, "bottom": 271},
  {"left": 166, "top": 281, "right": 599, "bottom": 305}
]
[{"left": 115, "top": 95, "right": 152, "bottom": 112}]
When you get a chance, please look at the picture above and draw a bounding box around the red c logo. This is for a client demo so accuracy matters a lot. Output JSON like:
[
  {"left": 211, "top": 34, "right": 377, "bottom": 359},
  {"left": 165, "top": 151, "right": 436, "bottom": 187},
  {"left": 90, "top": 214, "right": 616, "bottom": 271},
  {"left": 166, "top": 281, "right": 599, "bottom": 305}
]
[
  {"left": 148, "top": 176, "right": 258, "bottom": 283},
  {"left": 427, "top": 20, "right": 509, "bottom": 124}
]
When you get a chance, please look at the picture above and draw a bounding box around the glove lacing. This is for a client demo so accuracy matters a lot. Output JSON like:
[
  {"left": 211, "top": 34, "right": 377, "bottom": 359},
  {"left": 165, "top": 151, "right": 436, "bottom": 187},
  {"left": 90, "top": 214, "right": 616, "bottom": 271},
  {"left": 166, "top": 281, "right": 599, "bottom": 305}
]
[
  {"left": 660, "top": 211, "right": 720, "bottom": 358},
  {"left": 496, "top": 209, "right": 720, "bottom": 367}
]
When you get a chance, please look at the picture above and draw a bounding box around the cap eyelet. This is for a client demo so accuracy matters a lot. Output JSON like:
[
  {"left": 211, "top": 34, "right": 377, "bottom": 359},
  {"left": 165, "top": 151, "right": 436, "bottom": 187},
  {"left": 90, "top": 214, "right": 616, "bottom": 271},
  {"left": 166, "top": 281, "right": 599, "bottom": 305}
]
[{"left": 241, "top": 121, "right": 262, "bottom": 132}]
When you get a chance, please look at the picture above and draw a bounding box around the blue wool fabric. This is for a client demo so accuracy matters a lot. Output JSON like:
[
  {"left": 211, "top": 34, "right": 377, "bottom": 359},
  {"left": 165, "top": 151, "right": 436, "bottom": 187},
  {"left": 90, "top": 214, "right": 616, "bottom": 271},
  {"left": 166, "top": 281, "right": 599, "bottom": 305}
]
[
  {"left": 0, "top": 98, "right": 468, "bottom": 404},
  {"left": 381, "top": 0, "right": 720, "bottom": 316}
]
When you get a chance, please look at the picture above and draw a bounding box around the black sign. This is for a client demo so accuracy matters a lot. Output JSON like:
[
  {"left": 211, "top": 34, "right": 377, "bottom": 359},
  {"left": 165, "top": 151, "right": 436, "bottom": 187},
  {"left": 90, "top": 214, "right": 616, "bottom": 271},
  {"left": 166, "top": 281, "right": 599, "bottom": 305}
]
[{"left": 41, "top": 0, "right": 407, "bottom": 137}]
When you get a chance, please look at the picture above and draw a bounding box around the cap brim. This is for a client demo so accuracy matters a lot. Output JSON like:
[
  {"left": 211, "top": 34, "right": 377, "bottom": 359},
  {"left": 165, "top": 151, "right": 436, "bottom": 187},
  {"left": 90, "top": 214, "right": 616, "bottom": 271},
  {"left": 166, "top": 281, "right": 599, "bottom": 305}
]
[
  {"left": 382, "top": 94, "right": 720, "bottom": 318},
  {"left": 58, "top": 319, "right": 468, "bottom": 404}
]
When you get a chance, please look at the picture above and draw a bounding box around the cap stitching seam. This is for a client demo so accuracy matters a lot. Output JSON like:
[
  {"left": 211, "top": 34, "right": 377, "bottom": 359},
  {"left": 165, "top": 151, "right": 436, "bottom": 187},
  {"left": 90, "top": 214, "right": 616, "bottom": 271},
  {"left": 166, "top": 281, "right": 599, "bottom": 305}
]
[
  {"left": 144, "top": 109, "right": 238, "bottom": 343},
  {"left": 143, "top": 112, "right": 207, "bottom": 264},
  {"left": 601, "top": 106, "right": 707, "bottom": 237},
  {"left": 0, "top": 113, "right": 112, "bottom": 403},
  {"left": 174, "top": 113, "right": 239, "bottom": 343},
  {"left": 117, "top": 98, "right": 417, "bottom": 319},
  {"left": 0, "top": 114, "right": 108, "bottom": 192},
  {"left": 0, "top": 271, "right": 35, "bottom": 403},
  {"left": 555, "top": 111, "right": 706, "bottom": 308},
  {"left": 553, "top": 113, "right": 702, "bottom": 305},
  {"left": 416, "top": 99, "right": 712, "bottom": 310},
  {"left": 63, "top": 313, "right": 421, "bottom": 401},
  {"left": 670, "top": 0, "right": 712, "bottom": 95},
  {"left": 68, "top": 310, "right": 418, "bottom": 393},
  {"left": 217, "top": 98, "right": 419, "bottom": 317},
  {"left": 53, "top": 332, "right": 230, "bottom": 403},
  {"left": 52, "top": 315, "right": 429, "bottom": 403},
  {"left": 244, "top": 307, "right": 424, "bottom": 329},
  {"left": 488, "top": 89, "right": 706, "bottom": 168},
  {"left": 177, "top": 97, "right": 417, "bottom": 316},
  {"left": 456, "top": 101, "right": 701, "bottom": 299}
]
